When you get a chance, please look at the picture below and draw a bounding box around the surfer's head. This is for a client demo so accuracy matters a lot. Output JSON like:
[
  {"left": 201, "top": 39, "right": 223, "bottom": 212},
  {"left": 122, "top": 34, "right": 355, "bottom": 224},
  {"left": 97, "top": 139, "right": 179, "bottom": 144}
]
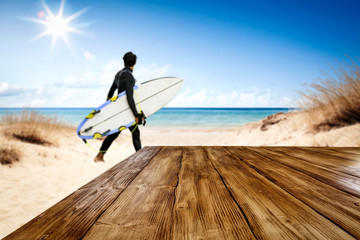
[{"left": 123, "top": 52, "right": 137, "bottom": 67}]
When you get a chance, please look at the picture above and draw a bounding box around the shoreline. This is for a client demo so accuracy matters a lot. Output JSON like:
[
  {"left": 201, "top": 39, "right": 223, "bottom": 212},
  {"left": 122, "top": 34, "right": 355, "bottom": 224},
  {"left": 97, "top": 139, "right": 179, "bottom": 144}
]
[{"left": 0, "top": 107, "right": 294, "bottom": 130}]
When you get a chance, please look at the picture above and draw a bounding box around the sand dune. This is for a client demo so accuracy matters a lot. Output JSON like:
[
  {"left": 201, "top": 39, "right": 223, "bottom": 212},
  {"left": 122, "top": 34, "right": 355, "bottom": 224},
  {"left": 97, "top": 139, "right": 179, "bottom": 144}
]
[{"left": 1, "top": 110, "right": 359, "bottom": 238}]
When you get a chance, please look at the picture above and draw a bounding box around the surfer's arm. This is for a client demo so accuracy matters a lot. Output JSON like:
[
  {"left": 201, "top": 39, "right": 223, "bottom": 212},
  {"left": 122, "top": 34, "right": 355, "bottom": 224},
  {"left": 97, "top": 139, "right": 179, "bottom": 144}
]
[
  {"left": 106, "top": 82, "right": 117, "bottom": 101},
  {"left": 125, "top": 78, "right": 139, "bottom": 117}
]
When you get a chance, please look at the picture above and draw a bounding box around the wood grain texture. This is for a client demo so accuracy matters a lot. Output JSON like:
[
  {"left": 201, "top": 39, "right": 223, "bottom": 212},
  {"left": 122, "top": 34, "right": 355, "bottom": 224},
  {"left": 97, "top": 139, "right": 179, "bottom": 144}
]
[
  {"left": 204, "top": 146, "right": 355, "bottom": 240},
  {"left": 255, "top": 147, "right": 360, "bottom": 198},
  {"left": 3, "top": 146, "right": 160, "bottom": 240},
  {"left": 4, "top": 146, "right": 360, "bottom": 240},
  {"left": 171, "top": 146, "right": 255, "bottom": 239},
  {"left": 301, "top": 147, "right": 360, "bottom": 163},
  {"left": 268, "top": 147, "right": 360, "bottom": 178},
  {"left": 82, "top": 146, "right": 183, "bottom": 240},
  {"left": 228, "top": 146, "right": 360, "bottom": 239},
  {"left": 80, "top": 146, "right": 161, "bottom": 191}
]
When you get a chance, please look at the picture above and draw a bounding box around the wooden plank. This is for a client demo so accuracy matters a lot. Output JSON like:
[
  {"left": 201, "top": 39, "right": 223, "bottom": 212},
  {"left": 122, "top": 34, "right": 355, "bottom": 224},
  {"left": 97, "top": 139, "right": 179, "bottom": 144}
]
[
  {"left": 80, "top": 147, "right": 161, "bottom": 191},
  {"left": 254, "top": 147, "right": 360, "bottom": 198},
  {"left": 268, "top": 147, "right": 360, "bottom": 178},
  {"left": 227, "top": 146, "right": 360, "bottom": 239},
  {"left": 336, "top": 147, "right": 360, "bottom": 158},
  {"left": 301, "top": 147, "right": 360, "bottom": 162},
  {"left": 171, "top": 146, "right": 256, "bottom": 239},
  {"left": 204, "top": 146, "right": 354, "bottom": 240},
  {"left": 3, "top": 146, "right": 161, "bottom": 240},
  {"left": 82, "top": 146, "right": 183, "bottom": 240}
]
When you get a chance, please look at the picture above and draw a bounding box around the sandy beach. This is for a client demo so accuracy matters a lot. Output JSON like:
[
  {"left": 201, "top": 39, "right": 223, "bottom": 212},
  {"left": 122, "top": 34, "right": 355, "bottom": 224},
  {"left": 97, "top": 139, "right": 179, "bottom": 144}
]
[{"left": 1, "top": 110, "right": 359, "bottom": 238}]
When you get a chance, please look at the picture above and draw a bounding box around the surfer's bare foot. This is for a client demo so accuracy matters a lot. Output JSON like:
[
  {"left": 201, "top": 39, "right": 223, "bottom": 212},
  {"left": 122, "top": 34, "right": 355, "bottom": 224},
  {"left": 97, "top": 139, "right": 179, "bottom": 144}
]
[{"left": 94, "top": 152, "right": 105, "bottom": 162}]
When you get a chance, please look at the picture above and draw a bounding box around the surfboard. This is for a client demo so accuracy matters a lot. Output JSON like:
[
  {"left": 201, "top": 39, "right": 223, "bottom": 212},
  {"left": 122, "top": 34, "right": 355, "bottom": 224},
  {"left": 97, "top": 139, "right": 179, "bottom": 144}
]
[{"left": 77, "top": 77, "right": 183, "bottom": 140}]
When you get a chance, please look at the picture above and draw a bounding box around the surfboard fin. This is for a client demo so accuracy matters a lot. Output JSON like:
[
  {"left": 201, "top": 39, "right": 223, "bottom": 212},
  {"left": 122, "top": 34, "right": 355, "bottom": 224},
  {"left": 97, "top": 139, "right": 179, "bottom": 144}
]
[{"left": 84, "top": 126, "right": 93, "bottom": 133}]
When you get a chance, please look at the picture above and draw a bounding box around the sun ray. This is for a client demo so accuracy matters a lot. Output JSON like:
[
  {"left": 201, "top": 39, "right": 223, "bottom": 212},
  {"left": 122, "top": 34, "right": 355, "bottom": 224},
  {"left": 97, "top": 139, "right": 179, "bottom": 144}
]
[
  {"left": 66, "top": 26, "right": 80, "bottom": 34},
  {"left": 62, "top": 34, "right": 75, "bottom": 54},
  {"left": 19, "top": 17, "right": 46, "bottom": 25},
  {"left": 50, "top": 35, "right": 57, "bottom": 53},
  {"left": 65, "top": 7, "right": 90, "bottom": 23},
  {"left": 23, "top": 0, "right": 89, "bottom": 53},
  {"left": 41, "top": 0, "right": 54, "bottom": 18},
  {"left": 58, "top": 0, "right": 65, "bottom": 18},
  {"left": 28, "top": 30, "right": 49, "bottom": 43}
]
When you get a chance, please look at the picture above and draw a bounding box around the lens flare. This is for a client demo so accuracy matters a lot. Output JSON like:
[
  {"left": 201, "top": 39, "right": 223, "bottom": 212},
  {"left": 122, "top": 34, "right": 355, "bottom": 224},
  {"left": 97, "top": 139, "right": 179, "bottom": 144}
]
[
  {"left": 84, "top": 51, "right": 91, "bottom": 59},
  {"left": 84, "top": 51, "right": 95, "bottom": 62},
  {"left": 37, "top": 11, "right": 45, "bottom": 18}
]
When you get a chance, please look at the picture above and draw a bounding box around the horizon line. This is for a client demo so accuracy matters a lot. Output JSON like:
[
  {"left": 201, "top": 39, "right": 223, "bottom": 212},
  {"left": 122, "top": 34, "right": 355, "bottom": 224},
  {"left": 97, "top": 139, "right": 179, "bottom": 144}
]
[{"left": 0, "top": 107, "right": 298, "bottom": 110}]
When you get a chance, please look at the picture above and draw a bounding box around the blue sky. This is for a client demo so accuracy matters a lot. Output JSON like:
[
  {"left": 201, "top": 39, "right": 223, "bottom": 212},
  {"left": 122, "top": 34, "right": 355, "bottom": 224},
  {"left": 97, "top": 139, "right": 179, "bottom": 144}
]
[{"left": 0, "top": 0, "right": 359, "bottom": 107}]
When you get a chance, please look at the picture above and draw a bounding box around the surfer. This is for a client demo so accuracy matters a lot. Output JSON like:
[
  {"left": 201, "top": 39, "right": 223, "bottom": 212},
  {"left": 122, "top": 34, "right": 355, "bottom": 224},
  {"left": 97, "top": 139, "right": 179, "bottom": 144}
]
[{"left": 94, "top": 52, "right": 143, "bottom": 162}]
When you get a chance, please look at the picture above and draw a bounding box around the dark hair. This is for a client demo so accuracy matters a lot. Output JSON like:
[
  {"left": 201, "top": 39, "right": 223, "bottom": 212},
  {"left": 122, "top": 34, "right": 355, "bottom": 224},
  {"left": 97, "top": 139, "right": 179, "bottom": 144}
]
[{"left": 123, "top": 52, "right": 137, "bottom": 67}]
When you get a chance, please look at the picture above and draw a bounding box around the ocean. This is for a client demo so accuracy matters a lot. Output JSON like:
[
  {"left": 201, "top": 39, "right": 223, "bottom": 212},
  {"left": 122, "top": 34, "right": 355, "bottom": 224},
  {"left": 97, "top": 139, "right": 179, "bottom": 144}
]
[{"left": 0, "top": 108, "right": 293, "bottom": 128}]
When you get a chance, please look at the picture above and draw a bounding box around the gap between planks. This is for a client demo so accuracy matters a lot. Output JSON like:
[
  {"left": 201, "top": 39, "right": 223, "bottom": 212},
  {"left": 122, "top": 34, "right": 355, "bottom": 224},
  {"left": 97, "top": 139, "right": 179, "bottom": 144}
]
[{"left": 227, "top": 146, "right": 360, "bottom": 239}]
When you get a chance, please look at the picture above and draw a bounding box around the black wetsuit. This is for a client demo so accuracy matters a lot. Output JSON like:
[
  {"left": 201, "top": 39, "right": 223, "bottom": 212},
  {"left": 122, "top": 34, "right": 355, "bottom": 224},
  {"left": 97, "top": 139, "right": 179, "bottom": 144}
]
[{"left": 99, "top": 67, "right": 142, "bottom": 152}]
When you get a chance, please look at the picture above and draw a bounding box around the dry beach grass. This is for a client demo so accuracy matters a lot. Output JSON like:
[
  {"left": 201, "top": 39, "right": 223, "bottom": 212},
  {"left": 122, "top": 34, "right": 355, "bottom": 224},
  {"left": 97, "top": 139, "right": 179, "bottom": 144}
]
[
  {"left": 0, "top": 146, "right": 21, "bottom": 165},
  {"left": 300, "top": 60, "right": 360, "bottom": 132},
  {"left": 0, "top": 110, "right": 69, "bottom": 166},
  {"left": 1, "top": 110, "right": 65, "bottom": 147}
]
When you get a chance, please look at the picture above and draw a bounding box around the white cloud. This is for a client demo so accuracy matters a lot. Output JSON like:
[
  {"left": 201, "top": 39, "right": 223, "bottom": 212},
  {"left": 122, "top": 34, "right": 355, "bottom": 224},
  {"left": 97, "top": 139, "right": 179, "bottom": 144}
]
[
  {"left": 56, "top": 60, "right": 172, "bottom": 89},
  {"left": 2, "top": 62, "right": 292, "bottom": 108},
  {"left": 134, "top": 63, "right": 172, "bottom": 82},
  {"left": 237, "top": 92, "right": 256, "bottom": 106},
  {"left": 0, "top": 83, "right": 49, "bottom": 107},
  {"left": 55, "top": 88, "right": 79, "bottom": 104},
  {"left": 58, "top": 70, "right": 108, "bottom": 88},
  {"left": 169, "top": 88, "right": 207, "bottom": 107},
  {"left": 0, "top": 82, "right": 27, "bottom": 96},
  {"left": 29, "top": 99, "right": 47, "bottom": 107},
  {"left": 257, "top": 89, "right": 271, "bottom": 106},
  {"left": 208, "top": 90, "right": 238, "bottom": 106},
  {"left": 0, "top": 61, "right": 173, "bottom": 107},
  {"left": 169, "top": 88, "right": 275, "bottom": 107},
  {"left": 102, "top": 58, "right": 122, "bottom": 73},
  {"left": 55, "top": 58, "right": 123, "bottom": 89},
  {"left": 280, "top": 95, "right": 297, "bottom": 108}
]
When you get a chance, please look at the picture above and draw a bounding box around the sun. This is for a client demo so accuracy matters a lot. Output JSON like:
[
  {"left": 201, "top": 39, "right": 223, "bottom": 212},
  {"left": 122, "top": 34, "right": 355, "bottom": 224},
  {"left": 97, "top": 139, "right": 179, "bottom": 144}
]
[
  {"left": 26, "top": 0, "right": 88, "bottom": 52},
  {"left": 46, "top": 15, "right": 70, "bottom": 38}
]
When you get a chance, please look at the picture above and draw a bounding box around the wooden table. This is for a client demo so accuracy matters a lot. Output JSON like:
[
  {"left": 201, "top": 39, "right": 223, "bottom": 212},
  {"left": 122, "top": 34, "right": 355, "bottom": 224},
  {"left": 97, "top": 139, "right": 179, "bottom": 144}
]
[{"left": 4, "top": 146, "right": 360, "bottom": 239}]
